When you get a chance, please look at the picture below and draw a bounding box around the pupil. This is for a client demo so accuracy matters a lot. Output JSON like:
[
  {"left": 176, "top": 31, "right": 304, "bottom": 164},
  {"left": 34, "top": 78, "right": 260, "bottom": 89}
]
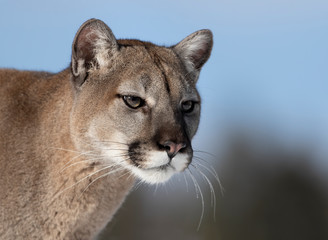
[
  {"left": 131, "top": 97, "right": 139, "bottom": 105},
  {"left": 184, "top": 101, "right": 192, "bottom": 110},
  {"left": 181, "top": 101, "right": 195, "bottom": 113}
]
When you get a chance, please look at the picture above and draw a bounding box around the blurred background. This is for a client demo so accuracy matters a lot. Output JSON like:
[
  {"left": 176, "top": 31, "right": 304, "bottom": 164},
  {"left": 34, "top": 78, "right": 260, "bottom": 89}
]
[{"left": 1, "top": 0, "right": 328, "bottom": 239}]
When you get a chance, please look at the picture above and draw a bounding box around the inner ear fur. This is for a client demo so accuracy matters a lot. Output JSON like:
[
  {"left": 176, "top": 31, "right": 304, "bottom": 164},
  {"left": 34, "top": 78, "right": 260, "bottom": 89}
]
[
  {"left": 173, "top": 29, "right": 213, "bottom": 80},
  {"left": 71, "top": 18, "right": 118, "bottom": 88}
]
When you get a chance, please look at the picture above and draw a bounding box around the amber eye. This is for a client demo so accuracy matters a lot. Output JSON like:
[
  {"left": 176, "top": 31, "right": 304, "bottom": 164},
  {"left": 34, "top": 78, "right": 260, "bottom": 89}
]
[
  {"left": 181, "top": 100, "right": 195, "bottom": 113},
  {"left": 122, "top": 95, "right": 144, "bottom": 109}
]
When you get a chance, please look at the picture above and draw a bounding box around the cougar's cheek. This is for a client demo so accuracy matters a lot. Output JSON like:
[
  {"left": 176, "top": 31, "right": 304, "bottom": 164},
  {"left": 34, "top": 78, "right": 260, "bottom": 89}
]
[{"left": 88, "top": 125, "right": 131, "bottom": 165}]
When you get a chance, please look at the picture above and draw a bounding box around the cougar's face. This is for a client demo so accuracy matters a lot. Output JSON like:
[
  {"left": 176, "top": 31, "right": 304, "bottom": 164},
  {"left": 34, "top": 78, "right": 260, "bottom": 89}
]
[{"left": 71, "top": 44, "right": 200, "bottom": 184}]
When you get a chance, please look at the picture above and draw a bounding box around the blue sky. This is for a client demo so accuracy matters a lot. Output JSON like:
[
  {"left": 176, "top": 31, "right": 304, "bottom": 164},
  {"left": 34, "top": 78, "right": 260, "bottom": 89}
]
[{"left": 1, "top": 0, "right": 328, "bottom": 164}]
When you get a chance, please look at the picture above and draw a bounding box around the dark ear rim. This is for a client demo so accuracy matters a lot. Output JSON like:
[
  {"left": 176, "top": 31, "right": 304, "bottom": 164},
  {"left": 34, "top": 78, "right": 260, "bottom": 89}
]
[
  {"left": 71, "top": 19, "right": 95, "bottom": 87},
  {"left": 70, "top": 18, "right": 118, "bottom": 88}
]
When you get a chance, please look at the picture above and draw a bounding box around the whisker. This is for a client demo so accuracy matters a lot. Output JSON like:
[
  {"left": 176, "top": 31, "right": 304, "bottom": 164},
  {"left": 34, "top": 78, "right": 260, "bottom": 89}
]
[
  {"left": 193, "top": 149, "right": 218, "bottom": 159},
  {"left": 59, "top": 157, "right": 105, "bottom": 173},
  {"left": 191, "top": 164, "right": 217, "bottom": 221},
  {"left": 183, "top": 172, "right": 189, "bottom": 192},
  {"left": 67, "top": 133, "right": 128, "bottom": 151},
  {"left": 58, "top": 151, "right": 130, "bottom": 173},
  {"left": 108, "top": 154, "right": 131, "bottom": 160},
  {"left": 53, "top": 160, "right": 126, "bottom": 200},
  {"left": 125, "top": 171, "right": 136, "bottom": 186},
  {"left": 62, "top": 150, "right": 99, "bottom": 166},
  {"left": 79, "top": 166, "right": 126, "bottom": 197},
  {"left": 49, "top": 147, "right": 99, "bottom": 170},
  {"left": 187, "top": 169, "right": 204, "bottom": 231},
  {"left": 117, "top": 169, "right": 134, "bottom": 180},
  {"left": 93, "top": 140, "right": 129, "bottom": 146},
  {"left": 192, "top": 155, "right": 213, "bottom": 165},
  {"left": 49, "top": 147, "right": 97, "bottom": 156},
  {"left": 131, "top": 180, "right": 144, "bottom": 192},
  {"left": 96, "top": 147, "right": 129, "bottom": 151},
  {"left": 194, "top": 161, "right": 224, "bottom": 196},
  {"left": 153, "top": 183, "right": 159, "bottom": 196}
]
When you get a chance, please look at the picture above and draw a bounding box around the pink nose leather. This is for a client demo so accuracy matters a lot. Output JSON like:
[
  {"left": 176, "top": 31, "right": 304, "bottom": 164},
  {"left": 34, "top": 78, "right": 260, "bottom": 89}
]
[{"left": 163, "top": 141, "right": 186, "bottom": 158}]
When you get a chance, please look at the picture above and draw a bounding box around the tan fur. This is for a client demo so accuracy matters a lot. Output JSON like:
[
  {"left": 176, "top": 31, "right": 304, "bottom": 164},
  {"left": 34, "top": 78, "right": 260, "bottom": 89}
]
[{"left": 0, "top": 19, "right": 212, "bottom": 239}]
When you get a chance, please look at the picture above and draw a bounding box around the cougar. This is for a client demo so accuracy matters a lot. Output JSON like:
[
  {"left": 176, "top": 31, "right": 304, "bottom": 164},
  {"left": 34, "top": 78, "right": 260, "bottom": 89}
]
[{"left": 0, "top": 19, "right": 213, "bottom": 239}]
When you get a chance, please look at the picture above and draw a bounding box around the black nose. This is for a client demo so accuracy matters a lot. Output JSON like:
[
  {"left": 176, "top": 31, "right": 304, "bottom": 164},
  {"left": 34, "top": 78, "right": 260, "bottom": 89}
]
[{"left": 162, "top": 141, "right": 186, "bottom": 159}]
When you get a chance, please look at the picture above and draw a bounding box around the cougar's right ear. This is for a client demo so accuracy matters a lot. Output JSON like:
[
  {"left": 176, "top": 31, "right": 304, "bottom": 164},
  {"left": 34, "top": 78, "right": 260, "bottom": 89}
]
[{"left": 71, "top": 18, "right": 118, "bottom": 88}]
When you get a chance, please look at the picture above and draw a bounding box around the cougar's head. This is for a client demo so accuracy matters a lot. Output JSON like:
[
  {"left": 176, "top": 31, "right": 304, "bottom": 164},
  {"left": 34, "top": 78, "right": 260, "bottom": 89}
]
[{"left": 69, "top": 19, "right": 213, "bottom": 184}]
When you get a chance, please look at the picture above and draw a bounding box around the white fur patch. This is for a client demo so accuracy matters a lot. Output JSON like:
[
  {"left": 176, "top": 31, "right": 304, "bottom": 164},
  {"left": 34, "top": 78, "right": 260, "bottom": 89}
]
[
  {"left": 145, "top": 96, "right": 156, "bottom": 108},
  {"left": 170, "top": 153, "right": 189, "bottom": 172},
  {"left": 129, "top": 152, "right": 189, "bottom": 184},
  {"left": 145, "top": 151, "right": 169, "bottom": 168},
  {"left": 129, "top": 166, "right": 175, "bottom": 184},
  {"left": 72, "top": 59, "right": 86, "bottom": 77}
]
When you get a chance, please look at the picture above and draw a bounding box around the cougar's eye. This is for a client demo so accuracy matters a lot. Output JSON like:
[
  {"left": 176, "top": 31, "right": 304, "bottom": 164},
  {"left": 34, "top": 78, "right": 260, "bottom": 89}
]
[
  {"left": 122, "top": 95, "right": 145, "bottom": 109},
  {"left": 181, "top": 100, "right": 195, "bottom": 113}
]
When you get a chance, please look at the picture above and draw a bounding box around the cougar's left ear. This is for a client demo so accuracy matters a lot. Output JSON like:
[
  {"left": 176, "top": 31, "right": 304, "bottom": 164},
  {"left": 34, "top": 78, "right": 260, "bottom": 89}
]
[
  {"left": 173, "top": 29, "right": 213, "bottom": 80},
  {"left": 71, "top": 18, "right": 118, "bottom": 88}
]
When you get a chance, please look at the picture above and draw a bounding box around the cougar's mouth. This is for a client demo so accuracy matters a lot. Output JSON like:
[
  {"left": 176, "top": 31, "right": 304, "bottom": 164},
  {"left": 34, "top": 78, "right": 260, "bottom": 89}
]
[
  {"left": 144, "top": 162, "right": 174, "bottom": 171},
  {"left": 98, "top": 140, "right": 190, "bottom": 184}
]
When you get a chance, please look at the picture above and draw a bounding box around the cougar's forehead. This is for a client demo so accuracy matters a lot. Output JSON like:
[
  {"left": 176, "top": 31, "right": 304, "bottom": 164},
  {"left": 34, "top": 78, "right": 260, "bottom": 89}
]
[{"left": 117, "top": 41, "right": 199, "bottom": 104}]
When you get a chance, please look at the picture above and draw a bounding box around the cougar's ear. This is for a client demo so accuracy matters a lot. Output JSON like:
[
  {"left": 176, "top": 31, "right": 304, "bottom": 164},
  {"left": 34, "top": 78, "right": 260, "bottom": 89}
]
[
  {"left": 173, "top": 29, "right": 213, "bottom": 80},
  {"left": 71, "top": 19, "right": 118, "bottom": 88}
]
